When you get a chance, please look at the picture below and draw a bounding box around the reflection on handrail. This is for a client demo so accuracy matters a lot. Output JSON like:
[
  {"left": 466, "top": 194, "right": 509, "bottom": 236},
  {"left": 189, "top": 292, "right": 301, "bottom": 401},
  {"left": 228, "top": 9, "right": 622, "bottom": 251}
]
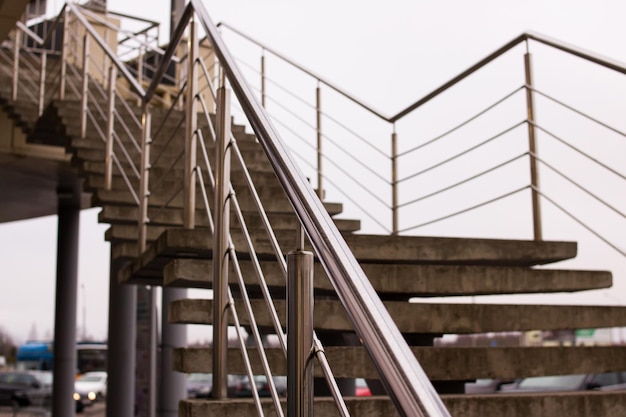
[{"left": 193, "top": 2, "right": 451, "bottom": 415}]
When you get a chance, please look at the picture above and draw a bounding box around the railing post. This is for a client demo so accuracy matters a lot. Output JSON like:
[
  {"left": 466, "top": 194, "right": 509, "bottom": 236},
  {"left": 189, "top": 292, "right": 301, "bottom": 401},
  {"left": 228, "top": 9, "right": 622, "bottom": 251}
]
[
  {"left": 316, "top": 84, "right": 323, "bottom": 199},
  {"left": 212, "top": 85, "right": 232, "bottom": 399},
  {"left": 139, "top": 106, "right": 151, "bottom": 254},
  {"left": 137, "top": 45, "right": 144, "bottom": 107},
  {"left": 80, "top": 35, "right": 90, "bottom": 139},
  {"left": 103, "top": 27, "right": 110, "bottom": 87},
  {"left": 184, "top": 17, "right": 198, "bottom": 229},
  {"left": 12, "top": 29, "right": 21, "bottom": 102},
  {"left": 391, "top": 128, "right": 398, "bottom": 235},
  {"left": 524, "top": 45, "right": 542, "bottom": 241},
  {"left": 287, "top": 225, "right": 314, "bottom": 417},
  {"left": 38, "top": 52, "right": 47, "bottom": 116},
  {"left": 105, "top": 65, "right": 117, "bottom": 191},
  {"left": 261, "top": 49, "right": 266, "bottom": 107},
  {"left": 59, "top": 7, "right": 69, "bottom": 100},
  {"left": 138, "top": 105, "right": 155, "bottom": 417}
]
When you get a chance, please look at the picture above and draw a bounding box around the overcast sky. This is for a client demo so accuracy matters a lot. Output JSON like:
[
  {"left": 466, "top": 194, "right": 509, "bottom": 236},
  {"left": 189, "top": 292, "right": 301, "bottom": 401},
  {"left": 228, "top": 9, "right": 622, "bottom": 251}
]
[{"left": 1, "top": 0, "right": 626, "bottom": 344}]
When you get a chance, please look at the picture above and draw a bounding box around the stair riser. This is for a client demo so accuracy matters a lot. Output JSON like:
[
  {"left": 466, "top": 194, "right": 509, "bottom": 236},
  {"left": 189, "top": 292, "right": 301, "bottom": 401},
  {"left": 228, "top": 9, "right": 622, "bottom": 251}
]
[
  {"left": 173, "top": 346, "right": 626, "bottom": 381},
  {"left": 169, "top": 299, "right": 626, "bottom": 334}
]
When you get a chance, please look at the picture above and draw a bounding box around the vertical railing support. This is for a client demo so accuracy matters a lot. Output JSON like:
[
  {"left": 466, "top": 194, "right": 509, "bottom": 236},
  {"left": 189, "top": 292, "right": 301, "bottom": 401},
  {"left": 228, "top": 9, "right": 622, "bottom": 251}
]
[
  {"left": 316, "top": 84, "right": 323, "bottom": 199},
  {"left": 212, "top": 85, "right": 232, "bottom": 399},
  {"left": 184, "top": 17, "right": 198, "bottom": 229},
  {"left": 524, "top": 46, "right": 542, "bottom": 241},
  {"left": 261, "top": 49, "right": 266, "bottom": 108},
  {"left": 391, "top": 127, "right": 398, "bottom": 235},
  {"left": 11, "top": 29, "right": 21, "bottom": 102},
  {"left": 59, "top": 7, "right": 69, "bottom": 100},
  {"left": 138, "top": 106, "right": 155, "bottom": 417},
  {"left": 38, "top": 52, "right": 47, "bottom": 116},
  {"left": 137, "top": 45, "right": 144, "bottom": 107},
  {"left": 80, "top": 35, "right": 90, "bottom": 139},
  {"left": 103, "top": 28, "right": 110, "bottom": 87},
  {"left": 287, "top": 225, "right": 314, "bottom": 417},
  {"left": 105, "top": 65, "right": 117, "bottom": 191},
  {"left": 138, "top": 107, "right": 151, "bottom": 254}
]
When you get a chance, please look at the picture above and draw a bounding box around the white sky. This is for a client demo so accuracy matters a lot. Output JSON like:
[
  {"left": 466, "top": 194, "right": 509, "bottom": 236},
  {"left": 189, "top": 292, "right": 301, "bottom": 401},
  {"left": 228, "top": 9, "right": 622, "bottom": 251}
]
[{"left": 1, "top": 0, "right": 626, "bottom": 344}]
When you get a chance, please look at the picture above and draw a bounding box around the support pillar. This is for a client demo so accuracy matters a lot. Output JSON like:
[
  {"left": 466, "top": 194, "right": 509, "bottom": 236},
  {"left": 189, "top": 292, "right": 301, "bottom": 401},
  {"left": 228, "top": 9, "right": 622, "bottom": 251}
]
[
  {"left": 106, "top": 257, "right": 137, "bottom": 417},
  {"left": 52, "top": 186, "right": 80, "bottom": 417},
  {"left": 160, "top": 288, "right": 188, "bottom": 417}
]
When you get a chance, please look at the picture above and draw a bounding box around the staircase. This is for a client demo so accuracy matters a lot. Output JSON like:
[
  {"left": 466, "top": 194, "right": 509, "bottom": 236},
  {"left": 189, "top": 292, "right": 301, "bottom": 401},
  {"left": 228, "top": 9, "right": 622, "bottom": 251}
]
[{"left": 2, "top": 3, "right": 626, "bottom": 417}]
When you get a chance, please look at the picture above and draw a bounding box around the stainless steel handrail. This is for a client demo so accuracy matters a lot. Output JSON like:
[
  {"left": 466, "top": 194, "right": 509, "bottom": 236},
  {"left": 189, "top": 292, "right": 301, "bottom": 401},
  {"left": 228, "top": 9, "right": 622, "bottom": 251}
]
[
  {"left": 219, "top": 24, "right": 626, "bottom": 123},
  {"left": 218, "top": 22, "right": 389, "bottom": 121},
  {"left": 67, "top": 3, "right": 145, "bottom": 97},
  {"left": 191, "top": 1, "right": 450, "bottom": 416}
]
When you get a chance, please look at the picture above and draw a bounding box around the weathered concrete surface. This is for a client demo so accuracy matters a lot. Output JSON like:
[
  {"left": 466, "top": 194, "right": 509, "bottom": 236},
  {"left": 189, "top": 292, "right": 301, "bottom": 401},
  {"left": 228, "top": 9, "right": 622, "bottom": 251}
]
[
  {"left": 169, "top": 298, "right": 626, "bottom": 334},
  {"left": 160, "top": 258, "right": 611, "bottom": 296},
  {"left": 179, "top": 392, "right": 626, "bottom": 417},
  {"left": 173, "top": 345, "right": 626, "bottom": 381}
]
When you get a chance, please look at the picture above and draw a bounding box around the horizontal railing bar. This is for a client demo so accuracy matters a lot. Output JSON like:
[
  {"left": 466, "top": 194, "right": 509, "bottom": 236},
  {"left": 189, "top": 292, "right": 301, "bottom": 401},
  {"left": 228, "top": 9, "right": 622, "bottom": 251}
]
[
  {"left": 218, "top": 22, "right": 390, "bottom": 121},
  {"left": 398, "top": 185, "right": 530, "bottom": 234},
  {"left": 398, "top": 120, "right": 526, "bottom": 184},
  {"left": 531, "top": 121, "right": 626, "bottom": 182},
  {"left": 16, "top": 4, "right": 66, "bottom": 47},
  {"left": 143, "top": 3, "right": 194, "bottom": 103},
  {"left": 532, "top": 152, "right": 625, "bottom": 219},
  {"left": 68, "top": 4, "right": 145, "bottom": 97},
  {"left": 533, "top": 186, "right": 625, "bottom": 257},
  {"left": 264, "top": 108, "right": 391, "bottom": 189},
  {"left": 530, "top": 86, "right": 626, "bottom": 140},
  {"left": 288, "top": 146, "right": 392, "bottom": 232},
  {"left": 398, "top": 152, "right": 529, "bottom": 209},
  {"left": 398, "top": 86, "right": 525, "bottom": 158}
]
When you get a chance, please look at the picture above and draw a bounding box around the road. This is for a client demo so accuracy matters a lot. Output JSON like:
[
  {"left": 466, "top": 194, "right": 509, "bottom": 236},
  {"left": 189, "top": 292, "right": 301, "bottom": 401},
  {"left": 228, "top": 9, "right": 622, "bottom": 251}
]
[{"left": 0, "top": 402, "right": 105, "bottom": 416}]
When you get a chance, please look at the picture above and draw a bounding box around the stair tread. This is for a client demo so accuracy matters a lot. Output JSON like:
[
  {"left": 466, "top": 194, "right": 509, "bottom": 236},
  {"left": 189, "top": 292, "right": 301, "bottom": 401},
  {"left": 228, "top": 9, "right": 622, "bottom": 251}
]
[
  {"left": 179, "top": 392, "right": 626, "bottom": 417},
  {"left": 169, "top": 298, "right": 626, "bottom": 334},
  {"left": 173, "top": 345, "right": 626, "bottom": 381},
  {"left": 156, "top": 258, "right": 610, "bottom": 297},
  {"left": 120, "top": 228, "right": 578, "bottom": 286}
]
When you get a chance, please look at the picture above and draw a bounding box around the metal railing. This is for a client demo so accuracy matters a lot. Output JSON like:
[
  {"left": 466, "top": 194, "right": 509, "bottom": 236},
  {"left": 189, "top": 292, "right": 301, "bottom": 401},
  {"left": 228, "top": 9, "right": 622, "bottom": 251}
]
[
  {"left": 219, "top": 26, "right": 625, "bottom": 261},
  {"left": 1, "top": 1, "right": 452, "bottom": 417},
  {"left": 5, "top": 2, "right": 625, "bottom": 417}
]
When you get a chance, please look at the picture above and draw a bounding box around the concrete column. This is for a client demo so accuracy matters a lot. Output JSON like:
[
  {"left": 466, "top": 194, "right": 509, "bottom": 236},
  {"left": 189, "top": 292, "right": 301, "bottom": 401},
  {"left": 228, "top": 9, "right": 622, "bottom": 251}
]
[
  {"left": 106, "top": 257, "right": 137, "bottom": 417},
  {"left": 160, "top": 288, "right": 188, "bottom": 417},
  {"left": 52, "top": 187, "right": 80, "bottom": 417}
]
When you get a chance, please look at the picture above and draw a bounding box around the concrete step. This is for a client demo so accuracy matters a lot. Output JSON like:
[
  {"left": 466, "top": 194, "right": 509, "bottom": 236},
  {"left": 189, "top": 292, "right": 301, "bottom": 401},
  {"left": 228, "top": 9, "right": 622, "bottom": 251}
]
[
  {"left": 173, "top": 345, "right": 626, "bottom": 381},
  {"left": 124, "top": 229, "right": 577, "bottom": 283},
  {"left": 98, "top": 205, "right": 360, "bottom": 233},
  {"left": 157, "top": 258, "right": 611, "bottom": 297},
  {"left": 76, "top": 147, "right": 276, "bottom": 175},
  {"left": 56, "top": 99, "right": 255, "bottom": 141},
  {"left": 179, "top": 392, "right": 626, "bottom": 417},
  {"left": 89, "top": 167, "right": 281, "bottom": 196},
  {"left": 92, "top": 183, "right": 325, "bottom": 214},
  {"left": 168, "top": 298, "right": 626, "bottom": 334}
]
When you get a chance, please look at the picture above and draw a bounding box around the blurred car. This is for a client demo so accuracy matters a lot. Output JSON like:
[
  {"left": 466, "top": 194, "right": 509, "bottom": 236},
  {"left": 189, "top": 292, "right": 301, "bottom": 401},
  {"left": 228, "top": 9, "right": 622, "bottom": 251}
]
[
  {"left": 355, "top": 378, "right": 371, "bottom": 396},
  {"left": 187, "top": 373, "right": 212, "bottom": 398},
  {"left": 0, "top": 370, "right": 52, "bottom": 408},
  {"left": 501, "top": 372, "right": 626, "bottom": 393},
  {"left": 236, "top": 375, "right": 288, "bottom": 397},
  {"left": 74, "top": 371, "right": 107, "bottom": 411},
  {"left": 464, "top": 378, "right": 515, "bottom": 394}
]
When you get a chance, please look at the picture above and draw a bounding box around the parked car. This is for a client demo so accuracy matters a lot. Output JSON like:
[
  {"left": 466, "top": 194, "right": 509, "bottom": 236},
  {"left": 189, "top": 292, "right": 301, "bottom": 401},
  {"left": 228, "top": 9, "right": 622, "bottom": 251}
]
[
  {"left": 0, "top": 370, "right": 52, "bottom": 408},
  {"left": 465, "top": 378, "right": 515, "bottom": 394},
  {"left": 235, "top": 375, "right": 288, "bottom": 397},
  {"left": 74, "top": 371, "right": 107, "bottom": 412},
  {"left": 355, "top": 378, "right": 371, "bottom": 396},
  {"left": 187, "top": 373, "right": 212, "bottom": 398},
  {"left": 500, "top": 372, "right": 626, "bottom": 393}
]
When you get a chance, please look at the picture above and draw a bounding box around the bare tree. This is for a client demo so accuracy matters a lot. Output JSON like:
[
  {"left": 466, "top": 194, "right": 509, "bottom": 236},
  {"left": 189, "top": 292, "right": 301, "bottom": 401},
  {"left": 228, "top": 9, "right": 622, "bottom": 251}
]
[{"left": 0, "top": 326, "right": 17, "bottom": 365}]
